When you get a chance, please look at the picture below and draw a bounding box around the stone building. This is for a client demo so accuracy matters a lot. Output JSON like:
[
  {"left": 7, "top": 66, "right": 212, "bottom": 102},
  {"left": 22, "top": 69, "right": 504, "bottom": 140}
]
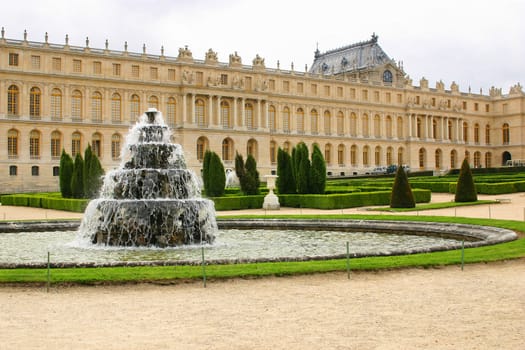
[{"left": 0, "top": 30, "right": 523, "bottom": 193}]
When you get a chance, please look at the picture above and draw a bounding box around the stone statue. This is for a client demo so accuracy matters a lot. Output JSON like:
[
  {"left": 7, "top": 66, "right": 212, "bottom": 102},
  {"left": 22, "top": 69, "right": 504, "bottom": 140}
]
[
  {"left": 436, "top": 80, "right": 444, "bottom": 91},
  {"left": 509, "top": 83, "right": 523, "bottom": 95},
  {"left": 205, "top": 48, "right": 218, "bottom": 64},
  {"left": 178, "top": 46, "right": 193, "bottom": 60},
  {"left": 252, "top": 54, "right": 265, "bottom": 68},
  {"left": 229, "top": 51, "right": 242, "bottom": 66}
]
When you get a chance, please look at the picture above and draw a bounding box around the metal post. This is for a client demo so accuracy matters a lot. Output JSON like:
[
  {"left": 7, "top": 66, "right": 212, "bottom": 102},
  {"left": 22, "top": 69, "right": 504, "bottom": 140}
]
[
  {"left": 201, "top": 245, "right": 207, "bottom": 288},
  {"left": 346, "top": 241, "right": 350, "bottom": 279},
  {"left": 47, "top": 252, "right": 50, "bottom": 293},
  {"left": 488, "top": 205, "right": 491, "bottom": 219},
  {"left": 461, "top": 240, "right": 465, "bottom": 271}
]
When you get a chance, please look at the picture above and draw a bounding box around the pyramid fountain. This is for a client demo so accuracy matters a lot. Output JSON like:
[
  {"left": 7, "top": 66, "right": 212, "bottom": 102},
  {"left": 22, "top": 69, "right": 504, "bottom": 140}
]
[{"left": 79, "top": 108, "right": 216, "bottom": 247}]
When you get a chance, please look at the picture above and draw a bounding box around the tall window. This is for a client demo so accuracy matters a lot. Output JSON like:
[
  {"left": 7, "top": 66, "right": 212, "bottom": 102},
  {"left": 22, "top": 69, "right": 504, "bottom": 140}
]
[
  {"left": 350, "top": 113, "right": 357, "bottom": 136},
  {"left": 435, "top": 149, "right": 442, "bottom": 169},
  {"left": 29, "top": 87, "right": 41, "bottom": 118},
  {"left": 91, "top": 92, "right": 102, "bottom": 122},
  {"left": 52, "top": 57, "right": 61, "bottom": 71},
  {"left": 51, "top": 131, "right": 61, "bottom": 159},
  {"left": 310, "top": 109, "right": 319, "bottom": 134},
  {"left": 111, "top": 93, "right": 122, "bottom": 123},
  {"left": 196, "top": 137, "right": 208, "bottom": 161},
  {"left": 8, "top": 129, "right": 19, "bottom": 158},
  {"left": 374, "top": 115, "right": 381, "bottom": 138},
  {"left": 350, "top": 145, "right": 357, "bottom": 166},
  {"left": 247, "top": 139, "right": 258, "bottom": 160},
  {"left": 397, "top": 116, "right": 404, "bottom": 139},
  {"left": 473, "top": 151, "right": 481, "bottom": 168},
  {"left": 245, "top": 103, "right": 255, "bottom": 130},
  {"left": 362, "top": 114, "right": 369, "bottom": 137},
  {"left": 297, "top": 108, "right": 304, "bottom": 134},
  {"left": 221, "top": 101, "right": 230, "bottom": 128},
  {"left": 8, "top": 85, "right": 19, "bottom": 115},
  {"left": 416, "top": 118, "right": 422, "bottom": 138},
  {"left": 363, "top": 146, "right": 370, "bottom": 166},
  {"left": 485, "top": 124, "right": 491, "bottom": 145},
  {"left": 283, "top": 107, "right": 290, "bottom": 133},
  {"left": 463, "top": 121, "right": 469, "bottom": 142},
  {"left": 166, "top": 97, "right": 176, "bottom": 127},
  {"left": 485, "top": 152, "right": 492, "bottom": 168},
  {"left": 502, "top": 123, "right": 510, "bottom": 144},
  {"left": 474, "top": 123, "right": 480, "bottom": 143},
  {"left": 398, "top": 147, "right": 404, "bottom": 165},
  {"left": 419, "top": 148, "right": 426, "bottom": 169},
  {"left": 148, "top": 95, "right": 159, "bottom": 110},
  {"left": 51, "top": 88, "right": 62, "bottom": 120},
  {"left": 338, "top": 144, "right": 345, "bottom": 166},
  {"left": 8, "top": 53, "right": 19, "bottom": 66},
  {"left": 270, "top": 141, "right": 277, "bottom": 164},
  {"left": 386, "top": 147, "right": 393, "bottom": 165},
  {"left": 374, "top": 146, "right": 381, "bottom": 166},
  {"left": 93, "top": 61, "right": 102, "bottom": 74},
  {"left": 386, "top": 116, "right": 392, "bottom": 138},
  {"left": 324, "top": 110, "right": 331, "bottom": 135},
  {"left": 71, "top": 90, "right": 82, "bottom": 120},
  {"left": 73, "top": 59, "right": 82, "bottom": 73},
  {"left": 324, "top": 144, "right": 332, "bottom": 165},
  {"left": 432, "top": 119, "right": 438, "bottom": 139},
  {"left": 92, "top": 133, "right": 102, "bottom": 158},
  {"left": 337, "top": 112, "right": 344, "bottom": 136},
  {"left": 29, "top": 130, "right": 41, "bottom": 159},
  {"left": 111, "top": 134, "right": 121, "bottom": 160},
  {"left": 448, "top": 120, "right": 453, "bottom": 140},
  {"left": 72, "top": 132, "right": 82, "bottom": 157},
  {"left": 196, "top": 99, "right": 206, "bottom": 127},
  {"left": 130, "top": 94, "right": 140, "bottom": 122},
  {"left": 222, "top": 138, "right": 233, "bottom": 161},
  {"left": 450, "top": 150, "right": 457, "bottom": 169},
  {"left": 112, "top": 63, "right": 121, "bottom": 76},
  {"left": 268, "top": 106, "right": 276, "bottom": 132},
  {"left": 283, "top": 141, "right": 291, "bottom": 154}
]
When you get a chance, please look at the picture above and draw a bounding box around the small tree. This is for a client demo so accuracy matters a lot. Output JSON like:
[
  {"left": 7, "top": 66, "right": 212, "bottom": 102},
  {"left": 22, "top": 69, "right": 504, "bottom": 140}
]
[
  {"left": 83, "top": 144, "right": 93, "bottom": 196},
  {"left": 59, "top": 150, "right": 74, "bottom": 198},
  {"left": 244, "top": 154, "right": 260, "bottom": 195},
  {"left": 277, "top": 148, "right": 296, "bottom": 194},
  {"left": 206, "top": 151, "right": 226, "bottom": 197},
  {"left": 455, "top": 158, "right": 477, "bottom": 202},
  {"left": 390, "top": 165, "right": 415, "bottom": 208},
  {"left": 309, "top": 144, "right": 326, "bottom": 194},
  {"left": 71, "top": 153, "right": 85, "bottom": 199},
  {"left": 87, "top": 152, "right": 105, "bottom": 198},
  {"left": 202, "top": 150, "right": 212, "bottom": 196},
  {"left": 295, "top": 142, "right": 311, "bottom": 194}
]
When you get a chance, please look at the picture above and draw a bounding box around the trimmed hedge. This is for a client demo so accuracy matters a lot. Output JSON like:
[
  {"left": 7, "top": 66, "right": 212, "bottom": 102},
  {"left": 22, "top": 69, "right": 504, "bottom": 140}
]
[
  {"left": 410, "top": 181, "right": 454, "bottom": 193},
  {"left": 1, "top": 194, "right": 88, "bottom": 213},
  {"left": 211, "top": 195, "right": 265, "bottom": 211}
]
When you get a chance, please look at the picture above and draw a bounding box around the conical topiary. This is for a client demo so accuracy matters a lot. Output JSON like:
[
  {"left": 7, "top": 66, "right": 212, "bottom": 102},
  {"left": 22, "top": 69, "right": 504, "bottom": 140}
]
[
  {"left": 390, "top": 165, "right": 415, "bottom": 208},
  {"left": 455, "top": 158, "right": 477, "bottom": 202}
]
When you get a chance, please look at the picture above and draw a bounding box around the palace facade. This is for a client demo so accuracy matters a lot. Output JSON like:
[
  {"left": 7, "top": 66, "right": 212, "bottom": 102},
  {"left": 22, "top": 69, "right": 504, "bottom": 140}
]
[{"left": 0, "top": 30, "right": 524, "bottom": 193}]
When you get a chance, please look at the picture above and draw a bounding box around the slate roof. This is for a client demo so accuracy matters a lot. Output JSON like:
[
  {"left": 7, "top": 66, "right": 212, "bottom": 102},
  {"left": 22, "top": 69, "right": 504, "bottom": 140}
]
[{"left": 309, "top": 34, "right": 392, "bottom": 75}]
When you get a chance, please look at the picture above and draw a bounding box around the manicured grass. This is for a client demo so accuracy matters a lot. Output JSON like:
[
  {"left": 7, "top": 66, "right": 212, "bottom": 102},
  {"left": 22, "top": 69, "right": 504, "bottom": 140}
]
[
  {"left": 374, "top": 200, "right": 497, "bottom": 212},
  {"left": 0, "top": 214, "right": 524, "bottom": 285}
]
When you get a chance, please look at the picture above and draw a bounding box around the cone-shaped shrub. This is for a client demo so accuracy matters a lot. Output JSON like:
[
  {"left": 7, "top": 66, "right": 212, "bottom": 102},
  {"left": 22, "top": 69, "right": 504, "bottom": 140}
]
[
  {"left": 309, "top": 144, "right": 326, "bottom": 194},
  {"left": 202, "top": 150, "right": 212, "bottom": 196},
  {"left": 294, "top": 142, "right": 311, "bottom": 194},
  {"left": 59, "top": 149, "right": 74, "bottom": 198},
  {"left": 276, "top": 148, "right": 296, "bottom": 194},
  {"left": 455, "top": 158, "right": 477, "bottom": 202},
  {"left": 244, "top": 154, "right": 260, "bottom": 195},
  {"left": 71, "top": 153, "right": 84, "bottom": 199},
  {"left": 207, "top": 151, "right": 225, "bottom": 197},
  {"left": 390, "top": 165, "right": 415, "bottom": 208}
]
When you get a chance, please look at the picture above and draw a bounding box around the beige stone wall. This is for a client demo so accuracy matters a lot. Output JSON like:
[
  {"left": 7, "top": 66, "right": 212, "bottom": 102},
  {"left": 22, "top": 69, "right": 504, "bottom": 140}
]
[{"left": 0, "top": 36, "right": 523, "bottom": 193}]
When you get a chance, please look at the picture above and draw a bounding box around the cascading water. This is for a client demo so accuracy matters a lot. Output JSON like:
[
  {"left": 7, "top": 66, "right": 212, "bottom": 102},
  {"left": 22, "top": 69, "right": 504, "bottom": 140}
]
[{"left": 78, "top": 108, "right": 216, "bottom": 247}]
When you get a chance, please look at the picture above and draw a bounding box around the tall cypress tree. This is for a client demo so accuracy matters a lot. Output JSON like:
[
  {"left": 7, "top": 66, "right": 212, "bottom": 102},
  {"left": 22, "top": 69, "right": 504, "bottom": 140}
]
[
  {"left": 83, "top": 144, "right": 93, "bottom": 196},
  {"left": 295, "top": 142, "right": 311, "bottom": 194},
  {"left": 277, "top": 148, "right": 296, "bottom": 194},
  {"left": 71, "top": 153, "right": 85, "bottom": 199},
  {"left": 310, "top": 144, "right": 326, "bottom": 194},
  {"left": 244, "top": 154, "right": 260, "bottom": 195},
  {"left": 59, "top": 149, "right": 74, "bottom": 198},
  {"left": 455, "top": 158, "right": 477, "bottom": 202},
  {"left": 390, "top": 165, "right": 415, "bottom": 208},
  {"left": 202, "top": 150, "right": 212, "bottom": 196},
  {"left": 207, "top": 151, "right": 225, "bottom": 197}
]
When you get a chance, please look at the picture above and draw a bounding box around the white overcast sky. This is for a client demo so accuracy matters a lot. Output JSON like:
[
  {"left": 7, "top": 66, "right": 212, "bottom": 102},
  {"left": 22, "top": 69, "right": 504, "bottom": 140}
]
[{"left": 2, "top": 0, "right": 524, "bottom": 94}]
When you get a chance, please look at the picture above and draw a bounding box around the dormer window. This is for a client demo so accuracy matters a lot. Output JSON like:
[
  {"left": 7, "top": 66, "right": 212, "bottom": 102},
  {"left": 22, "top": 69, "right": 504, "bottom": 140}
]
[
  {"left": 322, "top": 63, "right": 329, "bottom": 72},
  {"left": 383, "top": 70, "right": 393, "bottom": 83}
]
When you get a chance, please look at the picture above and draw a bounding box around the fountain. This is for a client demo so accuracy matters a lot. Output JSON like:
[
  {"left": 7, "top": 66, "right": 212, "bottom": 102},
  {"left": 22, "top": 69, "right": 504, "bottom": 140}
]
[{"left": 78, "top": 108, "right": 216, "bottom": 247}]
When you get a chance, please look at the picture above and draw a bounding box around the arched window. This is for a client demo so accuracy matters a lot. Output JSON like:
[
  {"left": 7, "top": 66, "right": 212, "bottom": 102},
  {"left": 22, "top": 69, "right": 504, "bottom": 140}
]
[
  {"left": 485, "top": 124, "right": 491, "bottom": 145},
  {"left": 92, "top": 133, "right": 102, "bottom": 158},
  {"left": 8, "top": 129, "right": 19, "bottom": 158},
  {"left": 268, "top": 106, "right": 276, "bottom": 132},
  {"left": 386, "top": 116, "right": 392, "bottom": 138},
  {"left": 485, "top": 152, "right": 492, "bottom": 168},
  {"left": 166, "top": 97, "right": 176, "bottom": 128},
  {"left": 432, "top": 119, "right": 438, "bottom": 139},
  {"left": 337, "top": 111, "right": 344, "bottom": 136},
  {"left": 324, "top": 144, "right": 332, "bottom": 165},
  {"left": 29, "top": 130, "right": 41, "bottom": 159},
  {"left": 374, "top": 146, "right": 381, "bottom": 166},
  {"left": 383, "top": 70, "right": 393, "bottom": 83},
  {"left": 196, "top": 99, "right": 206, "bottom": 127},
  {"left": 474, "top": 123, "right": 480, "bottom": 143},
  {"left": 502, "top": 123, "right": 510, "bottom": 144},
  {"left": 297, "top": 108, "right": 304, "bottom": 134},
  {"left": 71, "top": 90, "right": 82, "bottom": 120},
  {"left": 51, "top": 88, "right": 62, "bottom": 120},
  {"left": 398, "top": 147, "right": 405, "bottom": 165},
  {"left": 221, "top": 101, "right": 231, "bottom": 128},
  {"left": 435, "top": 149, "right": 442, "bottom": 169},
  {"left": 91, "top": 91, "right": 102, "bottom": 122},
  {"left": 129, "top": 94, "right": 140, "bottom": 122},
  {"left": 111, "top": 93, "right": 122, "bottom": 123},
  {"left": 337, "top": 144, "right": 345, "bottom": 166},
  {"left": 450, "top": 150, "right": 457, "bottom": 169},
  {"left": 362, "top": 114, "right": 369, "bottom": 137},
  {"left": 386, "top": 147, "right": 393, "bottom": 165},
  {"left": 374, "top": 114, "right": 381, "bottom": 138},
  {"left": 323, "top": 110, "right": 331, "bottom": 135},
  {"left": 72, "top": 132, "right": 82, "bottom": 157},
  {"left": 310, "top": 109, "right": 319, "bottom": 134},
  {"left": 473, "top": 151, "right": 481, "bottom": 168},
  {"left": 363, "top": 145, "right": 370, "bottom": 166},
  {"left": 465, "top": 150, "right": 470, "bottom": 163},
  {"left": 245, "top": 103, "right": 255, "bottom": 130},
  {"left": 222, "top": 138, "right": 233, "bottom": 161},
  {"left": 247, "top": 139, "right": 258, "bottom": 160},
  {"left": 419, "top": 148, "right": 426, "bottom": 169},
  {"left": 350, "top": 113, "right": 357, "bottom": 136},
  {"left": 397, "top": 116, "right": 404, "bottom": 139},
  {"left": 148, "top": 95, "right": 159, "bottom": 110},
  {"left": 29, "top": 87, "right": 41, "bottom": 118},
  {"left": 350, "top": 145, "right": 358, "bottom": 166},
  {"left": 283, "top": 107, "right": 290, "bottom": 133},
  {"left": 196, "top": 136, "right": 209, "bottom": 161},
  {"left": 7, "top": 85, "right": 19, "bottom": 115},
  {"left": 283, "top": 141, "right": 291, "bottom": 154},
  {"left": 270, "top": 140, "right": 277, "bottom": 164},
  {"left": 51, "top": 131, "right": 62, "bottom": 159},
  {"left": 111, "top": 134, "right": 121, "bottom": 160},
  {"left": 463, "top": 121, "right": 469, "bottom": 142}
]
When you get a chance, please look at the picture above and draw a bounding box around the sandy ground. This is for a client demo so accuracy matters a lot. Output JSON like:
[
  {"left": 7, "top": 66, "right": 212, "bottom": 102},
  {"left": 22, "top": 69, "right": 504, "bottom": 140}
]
[{"left": 1, "top": 192, "right": 525, "bottom": 349}]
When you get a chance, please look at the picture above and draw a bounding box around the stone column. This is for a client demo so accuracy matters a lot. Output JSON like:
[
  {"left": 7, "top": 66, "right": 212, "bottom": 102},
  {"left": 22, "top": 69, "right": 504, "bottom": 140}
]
[
  {"left": 191, "top": 93, "right": 195, "bottom": 124},
  {"left": 182, "top": 93, "right": 187, "bottom": 124},
  {"left": 208, "top": 95, "right": 213, "bottom": 126}
]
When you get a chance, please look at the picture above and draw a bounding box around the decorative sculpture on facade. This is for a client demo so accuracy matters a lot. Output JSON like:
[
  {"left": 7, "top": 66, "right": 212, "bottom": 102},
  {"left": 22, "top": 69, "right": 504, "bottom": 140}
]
[{"left": 205, "top": 48, "right": 218, "bottom": 64}]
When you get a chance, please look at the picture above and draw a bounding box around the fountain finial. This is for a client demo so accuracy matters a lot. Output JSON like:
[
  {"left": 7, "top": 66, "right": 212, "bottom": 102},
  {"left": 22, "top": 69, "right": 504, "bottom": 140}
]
[{"left": 145, "top": 107, "right": 158, "bottom": 123}]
